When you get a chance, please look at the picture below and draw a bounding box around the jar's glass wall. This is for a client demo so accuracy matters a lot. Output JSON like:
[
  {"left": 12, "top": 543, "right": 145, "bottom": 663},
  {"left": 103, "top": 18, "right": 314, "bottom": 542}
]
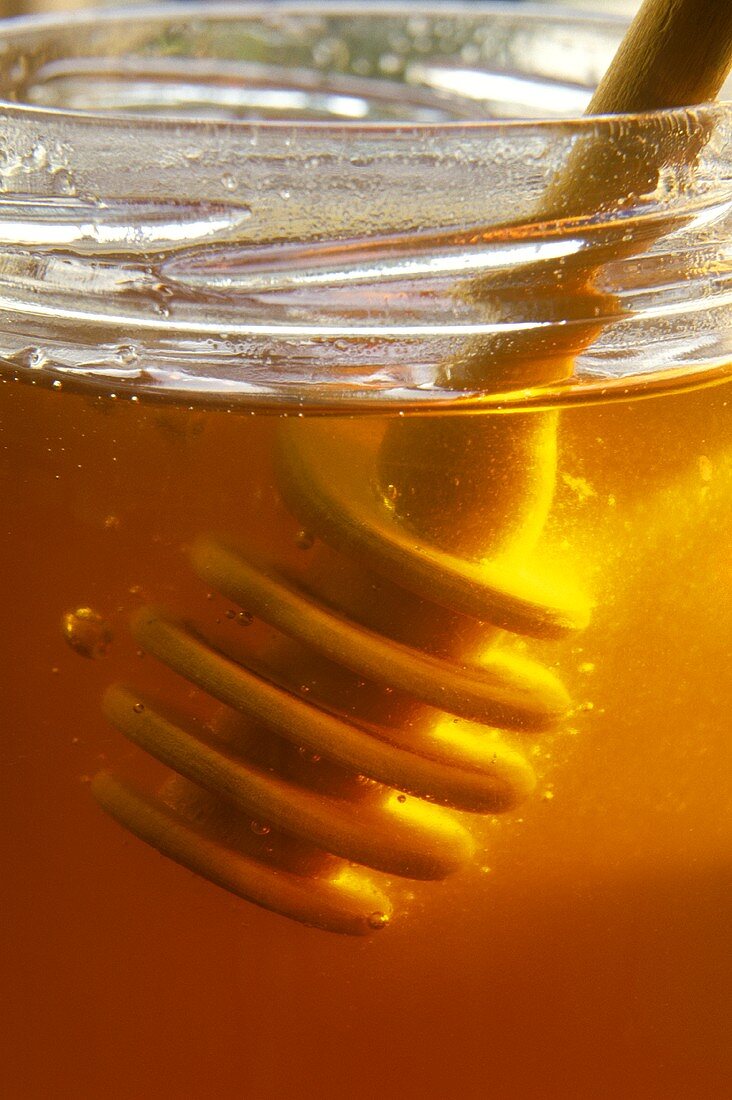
[{"left": 0, "top": 5, "right": 729, "bottom": 407}]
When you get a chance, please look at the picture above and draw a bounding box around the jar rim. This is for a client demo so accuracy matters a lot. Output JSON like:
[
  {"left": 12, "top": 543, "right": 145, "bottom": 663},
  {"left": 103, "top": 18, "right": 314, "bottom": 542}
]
[
  {"left": 0, "top": 1, "right": 729, "bottom": 133},
  {"left": 0, "top": 1, "right": 730, "bottom": 411}
]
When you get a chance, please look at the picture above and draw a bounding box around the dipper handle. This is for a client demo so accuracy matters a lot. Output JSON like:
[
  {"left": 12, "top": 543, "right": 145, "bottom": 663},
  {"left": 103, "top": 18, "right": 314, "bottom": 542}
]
[{"left": 590, "top": 0, "right": 732, "bottom": 115}]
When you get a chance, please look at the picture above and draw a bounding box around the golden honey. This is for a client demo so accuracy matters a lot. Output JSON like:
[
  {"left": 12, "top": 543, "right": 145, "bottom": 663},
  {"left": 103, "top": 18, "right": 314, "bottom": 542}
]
[{"left": 1, "top": 371, "right": 729, "bottom": 1096}]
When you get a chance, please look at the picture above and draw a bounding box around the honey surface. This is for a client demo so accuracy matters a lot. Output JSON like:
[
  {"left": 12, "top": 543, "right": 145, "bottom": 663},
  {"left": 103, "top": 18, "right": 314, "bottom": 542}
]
[{"left": 1, "top": 373, "right": 730, "bottom": 1098}]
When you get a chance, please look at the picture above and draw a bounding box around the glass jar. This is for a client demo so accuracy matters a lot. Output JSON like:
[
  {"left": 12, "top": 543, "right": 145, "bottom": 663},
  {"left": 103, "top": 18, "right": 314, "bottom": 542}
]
[{"left": 1, "top": 5, "right": 730, "bottom": 1098}]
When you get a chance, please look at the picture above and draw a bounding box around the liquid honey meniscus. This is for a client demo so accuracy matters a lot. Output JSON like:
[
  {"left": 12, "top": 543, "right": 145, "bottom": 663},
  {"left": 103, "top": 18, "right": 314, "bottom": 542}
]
[{"left": 0, "top": 6, "right": 731, "bottom": 1100}]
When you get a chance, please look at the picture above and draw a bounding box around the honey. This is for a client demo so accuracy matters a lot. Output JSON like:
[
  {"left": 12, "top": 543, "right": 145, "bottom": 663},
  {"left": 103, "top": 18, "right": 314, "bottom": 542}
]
[{"left": 1, "top": 370, "right": 729, "bottom": 1096}]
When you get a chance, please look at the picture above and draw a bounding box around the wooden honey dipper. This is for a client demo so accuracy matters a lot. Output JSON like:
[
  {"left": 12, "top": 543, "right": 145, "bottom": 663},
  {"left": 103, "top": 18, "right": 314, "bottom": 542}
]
[
  {"left": 381, "top": 0, "right": 732, "bottom": 547},
  {"left": 95, "top": 0, "right": 732, "bottom": 934}
]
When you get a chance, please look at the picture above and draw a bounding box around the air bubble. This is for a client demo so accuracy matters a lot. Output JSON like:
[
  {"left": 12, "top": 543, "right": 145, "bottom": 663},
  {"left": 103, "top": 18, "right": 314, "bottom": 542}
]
[
  {"left": 26, "top": 347, "right": 48, "bottom": 371},
  {"left": 312, "top": 37, "right": 349, "bottom": 69},
  {"left": 378, "top": 53, "right": 402, "bottom": 75},
  {"left": 295, "top": 530, "right": 314, "bottom": 550},
  {"left": 250, "top": 821, "right": 271, "bottom": 836},
  {"left": 133, "top": 702, "right": 145, "bottom": 714},
  {"left": 52, "top": 167, "right": 76, "bottom": 196},
  {"left": 460, "top": 43, "right": 480, "bottom": 65},
  {"left": 117, "top": 345, "right": 140, "bottom": 366},
  {"left": 367, "top": 911, "right": 389, "bottom": 931},
  {"left": 383, "top": 484, "right": 399, "bottom": 508},
  {"left": 25, "top": 142, "right": 48, "bottom": 169},
  {"left": 62, "top": 607, "right": 112, "bottom": 659}
]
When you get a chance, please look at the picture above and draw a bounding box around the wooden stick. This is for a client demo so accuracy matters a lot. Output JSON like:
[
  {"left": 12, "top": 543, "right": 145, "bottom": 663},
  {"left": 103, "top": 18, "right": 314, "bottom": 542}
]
[
  {"left": 538, "top": 0, "right": 732, "bottom": 225},
  {"left": 590, "top": 0, "right": 732, "bottom": 114},
  {"left": 455, "top": 0, "right": 732, "bottom": 387},
  {"left": 552, "top": 0, "right": 732, "bottom": 219},
  {"left": 380, "top": 0, "right": 732, "bottom": 544}
]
